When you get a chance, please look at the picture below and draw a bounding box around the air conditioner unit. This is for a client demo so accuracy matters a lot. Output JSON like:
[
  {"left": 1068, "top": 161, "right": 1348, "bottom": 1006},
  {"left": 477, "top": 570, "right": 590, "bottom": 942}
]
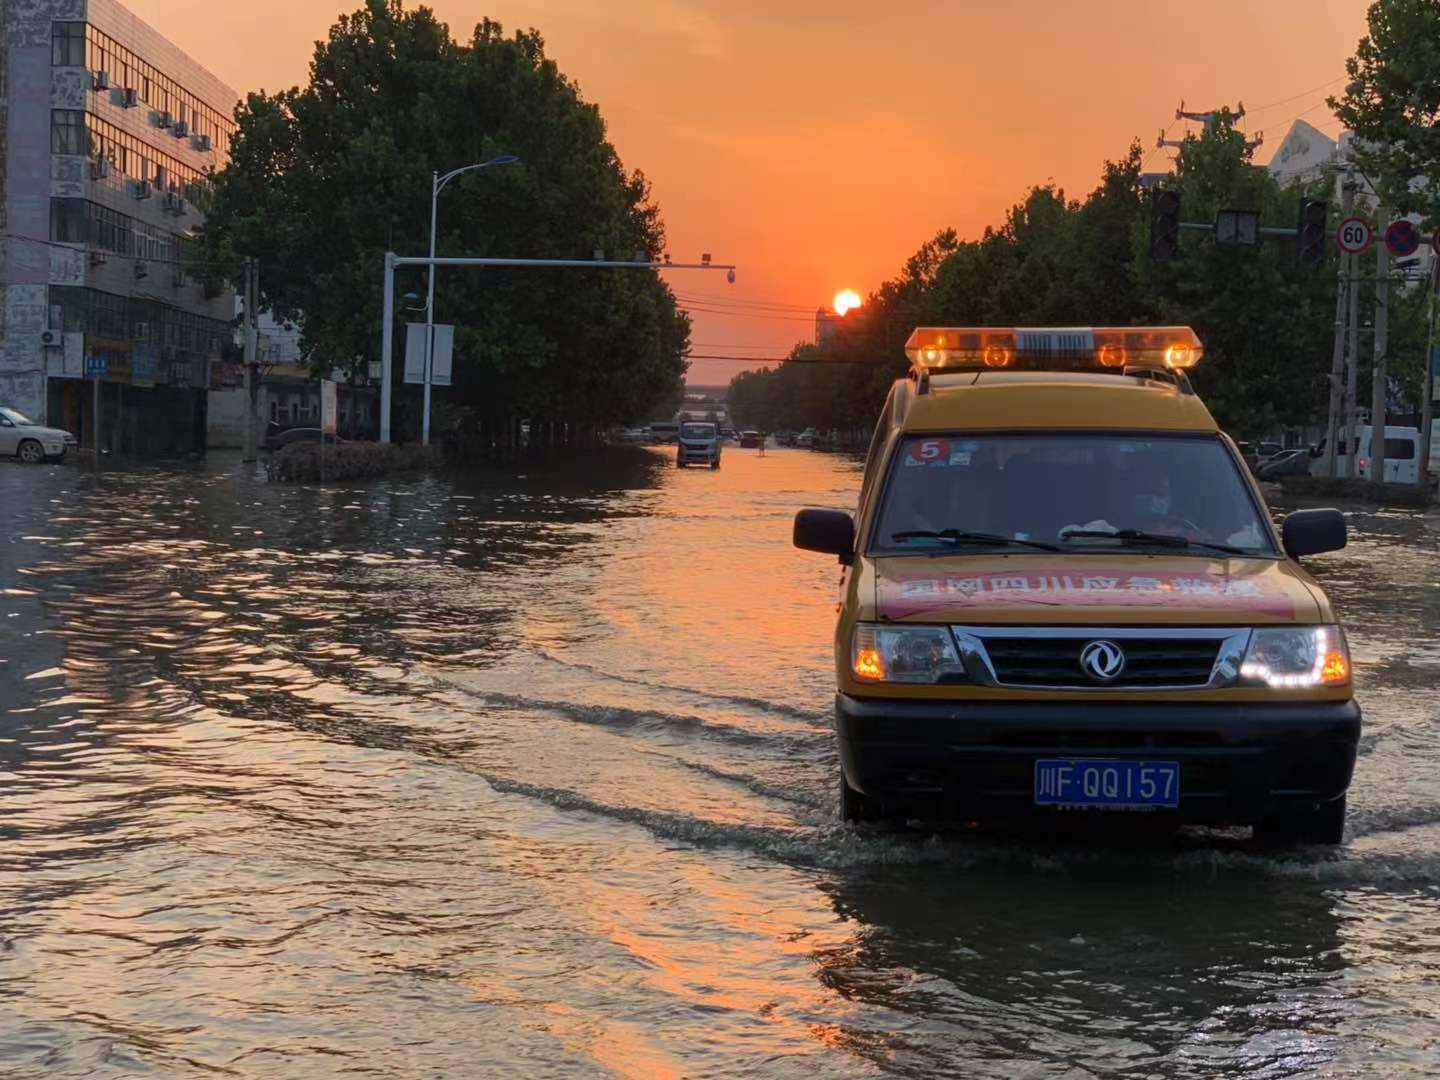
[
  {"left": 134, "top": 260, "right": 148, "bottom": 281},
  {"left": 157, "top": 110, "right": 172, "bottom": 129},
  {"left": 91, "top": 156, "right": 109, "bottom": 179},
  {"left": 173, "top": 120, "right": 188, "bottom": 139},
  {"left": 89, "top": 251, "right": 107, "bottom": 267},
  {"left": 133, "top": 180, "right": 152, "bottom": 200},
  {"left": 164, "top": 191, "right": 186, "bottom": 215},
  {"left": 40, "top": 330, "right": 56, "bottom": 346},
  {"left": 196, "top": 133, "right": 212, "bottom": 152},
  {"left": 92, "top": 70, "right": 110, "bottom": 91},
  {"left": 122, "top": 87, "right": 138, "bottom": 107}
]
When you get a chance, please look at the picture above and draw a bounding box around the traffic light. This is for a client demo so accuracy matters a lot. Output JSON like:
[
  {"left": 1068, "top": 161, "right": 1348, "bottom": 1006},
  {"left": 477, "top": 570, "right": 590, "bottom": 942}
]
[
  {"left": 1149, "top": 188, "right": 1181, "bottom": 261},
  {"left": 1297, "top": 198, "right": 1328, "bottom": 266}
]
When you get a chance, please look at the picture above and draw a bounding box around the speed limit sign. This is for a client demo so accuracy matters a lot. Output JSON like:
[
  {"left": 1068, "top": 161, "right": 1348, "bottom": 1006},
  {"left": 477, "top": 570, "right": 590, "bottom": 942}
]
[{"left": 1336, "top": 217, "right": 1372, "bottom": 254}]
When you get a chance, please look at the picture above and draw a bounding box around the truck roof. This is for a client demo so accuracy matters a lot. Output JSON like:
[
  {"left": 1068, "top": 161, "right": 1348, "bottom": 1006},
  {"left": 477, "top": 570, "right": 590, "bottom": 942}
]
[{"left": 899, "top": 371, "right": 1219, "bottom": 434}]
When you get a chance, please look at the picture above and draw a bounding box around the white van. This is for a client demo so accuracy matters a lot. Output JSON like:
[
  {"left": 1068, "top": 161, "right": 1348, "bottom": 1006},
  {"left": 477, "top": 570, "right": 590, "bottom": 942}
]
[{"left": 1311, "top": 424, "right": 1438, "bottom": 484}]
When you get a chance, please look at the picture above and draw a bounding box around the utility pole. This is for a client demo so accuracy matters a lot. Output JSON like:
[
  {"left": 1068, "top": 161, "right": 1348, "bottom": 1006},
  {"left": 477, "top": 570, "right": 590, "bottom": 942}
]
[
  {"left": 1343, "top": 229, "right": 1361, "bottom": 479},
  {"left": 242, "top": 259, "right": 258, "bottom": 463},
  {"left": 1370, "top": 205, "right": 1391, "bottom": 493},
  {"left": 1420, "top": 258, "right": 1437, "bottom": 491},
  {"left": 1322, "top": 175, "right": 1356, "bottom": 479}
]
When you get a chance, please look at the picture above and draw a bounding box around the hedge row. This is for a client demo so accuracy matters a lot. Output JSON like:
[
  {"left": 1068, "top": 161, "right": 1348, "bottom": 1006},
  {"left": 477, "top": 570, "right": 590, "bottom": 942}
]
[{"left": 270, "top": 441, "right": 442, "bottom": 482}]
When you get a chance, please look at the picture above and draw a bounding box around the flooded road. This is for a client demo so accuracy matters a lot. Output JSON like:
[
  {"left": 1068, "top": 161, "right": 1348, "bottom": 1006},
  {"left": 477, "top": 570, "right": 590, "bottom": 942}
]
[{"left": 2, "top": 448, "right": 1439, "bottom": 1078}]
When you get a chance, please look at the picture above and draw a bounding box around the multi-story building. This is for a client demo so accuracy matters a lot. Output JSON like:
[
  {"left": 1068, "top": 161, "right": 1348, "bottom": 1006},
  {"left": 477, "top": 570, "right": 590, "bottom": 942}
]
[{"left": 1, "top": 0, "right": 237, "bottom": 455}]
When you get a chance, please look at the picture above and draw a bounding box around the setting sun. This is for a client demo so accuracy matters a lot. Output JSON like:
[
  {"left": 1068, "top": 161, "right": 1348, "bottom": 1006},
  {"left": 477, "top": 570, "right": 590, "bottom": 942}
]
[{"left": 833, "top": 289, "right": 862, "bottom": 316}]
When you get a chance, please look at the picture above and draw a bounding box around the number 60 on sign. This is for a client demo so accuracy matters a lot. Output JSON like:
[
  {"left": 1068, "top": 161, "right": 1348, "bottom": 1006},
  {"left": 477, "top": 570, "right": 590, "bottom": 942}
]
[{"left": 1336, "top": 217, "right": 1372, "bottom": 255}]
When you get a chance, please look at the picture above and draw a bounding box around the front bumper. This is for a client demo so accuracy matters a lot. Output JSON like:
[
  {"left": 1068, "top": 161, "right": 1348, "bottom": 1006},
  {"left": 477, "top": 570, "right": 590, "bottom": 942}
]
[
  {"left": 837, "top": 693, "right": 1360, "bottom": 825},
  {"left": 677, "top": 447, "right": 718, "bottom": 462}
]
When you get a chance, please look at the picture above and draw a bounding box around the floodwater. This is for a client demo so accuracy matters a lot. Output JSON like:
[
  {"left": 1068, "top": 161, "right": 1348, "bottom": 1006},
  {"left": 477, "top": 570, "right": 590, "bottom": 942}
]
[{"left": 1, "top": 447, "right": 1438, "bottom": 1078}]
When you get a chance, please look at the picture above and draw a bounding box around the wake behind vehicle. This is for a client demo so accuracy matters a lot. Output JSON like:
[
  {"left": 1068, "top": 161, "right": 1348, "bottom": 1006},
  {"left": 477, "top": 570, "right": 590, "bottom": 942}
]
[
  {"left": 794, "top": 325, "right": 1358, "bottom": 845},
  {"left": 676, "top": 421, "right": 721, "bottom": 468},
  {"left": 0, "top": 407, "right": 76, "bottom": 463}
]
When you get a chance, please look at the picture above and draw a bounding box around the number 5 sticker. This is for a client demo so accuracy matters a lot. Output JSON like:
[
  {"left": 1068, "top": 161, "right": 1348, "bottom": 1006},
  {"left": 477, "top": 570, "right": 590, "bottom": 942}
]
[{"left": 909, "top": 438, "right": 951, "bottom": 464}]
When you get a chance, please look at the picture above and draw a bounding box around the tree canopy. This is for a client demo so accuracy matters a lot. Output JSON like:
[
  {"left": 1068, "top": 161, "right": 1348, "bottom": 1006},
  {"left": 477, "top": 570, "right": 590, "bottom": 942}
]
[
  {"left": 201, "top": 0, "right": 690, "bottom": 432},
  {"left": 728, "top": 115, "right": 1383, "bottom": 441}
]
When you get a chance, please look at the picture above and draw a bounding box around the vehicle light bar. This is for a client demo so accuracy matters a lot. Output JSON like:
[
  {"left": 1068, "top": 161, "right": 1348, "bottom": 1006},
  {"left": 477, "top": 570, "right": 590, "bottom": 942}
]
[{"left": 904, "top": 326, "right": 1204, "bottom": 374}]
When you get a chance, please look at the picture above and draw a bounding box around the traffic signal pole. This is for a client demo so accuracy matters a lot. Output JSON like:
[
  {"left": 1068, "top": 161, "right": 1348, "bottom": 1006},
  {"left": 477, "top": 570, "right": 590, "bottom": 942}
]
[
  {"left": 1322, "top": 177, "right": 1356, "bottom": 480},
  {"left": 1420, "top": 260, "right": 1436, "bottom": 492}
]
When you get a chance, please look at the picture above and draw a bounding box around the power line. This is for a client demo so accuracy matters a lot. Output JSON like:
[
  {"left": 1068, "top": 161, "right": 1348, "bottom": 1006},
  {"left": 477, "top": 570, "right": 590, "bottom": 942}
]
[{"left": 1251, "top": 75, "right": 1347, "bottom": 114}]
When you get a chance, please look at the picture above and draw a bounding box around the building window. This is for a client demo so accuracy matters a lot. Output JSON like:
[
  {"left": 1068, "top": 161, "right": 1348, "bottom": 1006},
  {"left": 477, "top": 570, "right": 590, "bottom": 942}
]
[
  {"left": 50, "top": 198, "right": 88, "bottom": 244},
  {"left": 51, "top": 22, "right": 86, "bottom": 67},
  {"left": 51, "top": 110, "right": 86, "bottom": 156}
]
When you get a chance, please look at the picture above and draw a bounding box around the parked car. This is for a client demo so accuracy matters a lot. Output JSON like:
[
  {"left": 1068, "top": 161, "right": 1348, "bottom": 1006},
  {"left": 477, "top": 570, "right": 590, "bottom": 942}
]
[
  {"left": 648, "top": 421, "right": 681, "bottom": 444},
  {"left": 794, "top": 428, "right": 819, "bottom": 449},
  {"left": 262, "top": 427, "right": 346, "bottom": 452},
  {"left": 0, "top": 406, "right": 75, "bottom": 463},
  {"left": 775, "top": 430, "right": 797, "bottom": 447},
  {"left": 1257, "top": 449, "right": 1315, "bottom": 480},
  {"left": 1310, "top": 424, "right": 1438, "bottom": 484},
  {"left": 739, "top": 430, "right": 763, "bottom": 448}
]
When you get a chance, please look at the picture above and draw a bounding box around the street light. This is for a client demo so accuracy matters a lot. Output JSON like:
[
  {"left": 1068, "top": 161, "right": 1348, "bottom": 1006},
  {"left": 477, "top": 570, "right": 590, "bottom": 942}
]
[{"left": 423, "top": 154, "right": 518, "bottom": 445}]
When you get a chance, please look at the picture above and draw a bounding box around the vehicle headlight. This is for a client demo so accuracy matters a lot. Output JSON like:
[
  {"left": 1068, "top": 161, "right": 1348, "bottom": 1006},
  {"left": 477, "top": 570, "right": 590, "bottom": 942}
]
[
  {"left": 1240, "top": 626, "right": 1350, "bottom": 688},
  {"left": 852, "top": 623, "right": 967, "bottom": 684}
]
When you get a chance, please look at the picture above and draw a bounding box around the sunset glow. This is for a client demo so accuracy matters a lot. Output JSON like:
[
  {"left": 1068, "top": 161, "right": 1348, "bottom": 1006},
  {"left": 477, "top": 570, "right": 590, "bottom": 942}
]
[{"left": 833, "top": 290, "right": 862, "bottom": 316}]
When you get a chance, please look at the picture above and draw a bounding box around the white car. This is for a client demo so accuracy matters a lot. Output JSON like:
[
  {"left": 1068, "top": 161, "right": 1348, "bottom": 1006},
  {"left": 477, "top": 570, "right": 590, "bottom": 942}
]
[{"left": 0, "top": 407, "right": 75, "bottom": 463}]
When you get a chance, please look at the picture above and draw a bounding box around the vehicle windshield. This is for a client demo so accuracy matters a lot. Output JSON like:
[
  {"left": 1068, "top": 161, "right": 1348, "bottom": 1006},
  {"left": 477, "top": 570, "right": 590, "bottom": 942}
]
[
  {"left": 681, "top": 423, "right": 716, "bottom": 439},
  {"left": 0, "top": 407, "right": 34, "bottom": 425},
  {"left": 872, "top": 433, "right": 1274, "bottom": 556}
]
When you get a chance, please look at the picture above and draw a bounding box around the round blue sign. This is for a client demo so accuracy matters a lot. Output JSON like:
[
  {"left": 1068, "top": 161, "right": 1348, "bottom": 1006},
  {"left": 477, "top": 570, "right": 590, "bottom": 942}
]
[{"left": 1384, "top": 219, "right": 1421, "bottom": 258}]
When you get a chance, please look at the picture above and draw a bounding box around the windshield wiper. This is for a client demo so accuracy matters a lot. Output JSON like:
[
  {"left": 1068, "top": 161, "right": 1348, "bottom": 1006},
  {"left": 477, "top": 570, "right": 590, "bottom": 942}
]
[
  {"left": 1059, "top": 528, "right": 1250, "bottom": 557},
  {"left": 890, "top": 529, "right": 1062, "bottom": 552}
]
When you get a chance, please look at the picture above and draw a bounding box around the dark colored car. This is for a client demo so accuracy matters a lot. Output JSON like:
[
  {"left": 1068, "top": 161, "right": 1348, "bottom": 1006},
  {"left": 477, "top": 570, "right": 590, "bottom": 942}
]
[
  {"left": 262, "top": 427, "right": 345, "bottom": 452},
  {"left": 1257, "top": 449, "right": 1315, "bottom": 480}
]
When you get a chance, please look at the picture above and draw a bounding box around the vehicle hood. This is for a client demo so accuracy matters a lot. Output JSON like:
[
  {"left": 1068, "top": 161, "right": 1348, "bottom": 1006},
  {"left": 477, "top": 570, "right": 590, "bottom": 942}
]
[
  {"left": 871, "top": 554, "right": 1323, "bottom": 625},
  {"left": 21, "top": 424, "right": 72, "bottom": 440}
]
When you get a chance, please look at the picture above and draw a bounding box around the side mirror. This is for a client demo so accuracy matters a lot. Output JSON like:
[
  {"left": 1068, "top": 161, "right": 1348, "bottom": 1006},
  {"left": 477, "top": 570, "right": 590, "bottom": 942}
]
[
  {"left": 794, "top": 508, "right": 855, "bottom": 563},
  {"left": 1282, "top": 508, "right": 1346, "bottom": 558}
]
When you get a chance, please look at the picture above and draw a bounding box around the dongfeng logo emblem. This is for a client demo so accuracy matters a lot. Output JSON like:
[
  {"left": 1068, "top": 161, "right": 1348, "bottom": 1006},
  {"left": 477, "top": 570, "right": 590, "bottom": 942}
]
[{"left": 1080, "top": 640, "right": 1126, "bottom": 683}]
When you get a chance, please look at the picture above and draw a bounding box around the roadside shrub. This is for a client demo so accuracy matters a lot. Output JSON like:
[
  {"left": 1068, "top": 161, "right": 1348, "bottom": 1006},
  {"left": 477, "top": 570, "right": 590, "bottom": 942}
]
[{"left": 269, "top": 440, "right": 441, "bottom": 482}]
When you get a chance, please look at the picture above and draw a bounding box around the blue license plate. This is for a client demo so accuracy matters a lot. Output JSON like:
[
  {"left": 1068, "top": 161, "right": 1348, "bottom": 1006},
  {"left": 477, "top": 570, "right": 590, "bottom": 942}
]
[{"left": 1034, "top": 759, "right": 1180, "bottom": 808}]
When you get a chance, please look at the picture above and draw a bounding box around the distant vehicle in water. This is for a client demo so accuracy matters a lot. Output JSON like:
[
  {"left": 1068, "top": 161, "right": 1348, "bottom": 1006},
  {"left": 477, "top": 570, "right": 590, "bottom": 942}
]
[
  {"left": 648, "top": 421, "right": 681, "bottom": 444},
  {"left": 775, "top": 431, "right": 797, "bottom": 447},
  {"left": 0, "top": 406, "right": 76, "bottom": 462},
  {"left": 1309, "top": 424, "right": 1437, "bottom": 485},
  {"left": 615, "top": 427, "right": 650, "bottom": 444},
  {"left": 739, "top": 430, "right": 762, "bottom": 448},
  {"left": 794, "top": 428, "right": 819, "bottom": 449},
  {"left": 261, "top": 427, "right": 346, "bottom": 452},
  {"left": 677, "top": 421, "right": 721, "bottom": 468}
]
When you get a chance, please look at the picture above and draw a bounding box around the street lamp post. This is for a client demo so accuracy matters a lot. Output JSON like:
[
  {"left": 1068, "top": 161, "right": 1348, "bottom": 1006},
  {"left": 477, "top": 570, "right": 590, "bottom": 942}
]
[
  {"left": 379, "top": 254, "right": 738, "bottom": 444},
  {"left": 423, "top": 154, "right": 518, "bottom": 446}
]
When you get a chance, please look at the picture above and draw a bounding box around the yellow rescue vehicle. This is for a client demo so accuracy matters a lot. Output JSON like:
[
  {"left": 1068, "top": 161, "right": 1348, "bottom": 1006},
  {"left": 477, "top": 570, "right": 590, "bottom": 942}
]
[{"left": 794, "top": 326, "right": 1358, "bottom": 845}]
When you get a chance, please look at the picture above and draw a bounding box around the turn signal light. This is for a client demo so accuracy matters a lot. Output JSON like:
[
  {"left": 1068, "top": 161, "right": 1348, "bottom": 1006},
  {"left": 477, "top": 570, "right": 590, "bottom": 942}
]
[
  {"left": 853, "top": 648, "right": 885, "bottom": 681},
  {"left": 1321, "top": 651, "right": 1350, "bottom": 685}
]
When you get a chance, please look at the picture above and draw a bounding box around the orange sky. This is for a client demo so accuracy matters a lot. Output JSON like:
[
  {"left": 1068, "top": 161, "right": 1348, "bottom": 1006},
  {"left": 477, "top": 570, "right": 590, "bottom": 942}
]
[{"left": 126, "top": 0, "right": 1369, "bottom": 385}]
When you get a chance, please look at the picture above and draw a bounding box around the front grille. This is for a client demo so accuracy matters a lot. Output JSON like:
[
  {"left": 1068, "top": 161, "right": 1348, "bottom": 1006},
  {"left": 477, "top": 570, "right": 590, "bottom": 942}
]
[{"left": 983, "top": 635, "right": 1223, "bottom": 688}]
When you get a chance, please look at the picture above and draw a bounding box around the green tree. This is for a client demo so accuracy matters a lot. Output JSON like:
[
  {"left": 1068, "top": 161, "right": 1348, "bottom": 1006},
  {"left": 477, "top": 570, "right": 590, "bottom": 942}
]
[
  {"left": 730, "top": 123, "right": 1342, "bottom": 441},
  {"left": 201, "top": 0, "right": 689, "bottom": 436},
  {"left": 1330, "top": 0, "right": 1440, "bottom": 216}
]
